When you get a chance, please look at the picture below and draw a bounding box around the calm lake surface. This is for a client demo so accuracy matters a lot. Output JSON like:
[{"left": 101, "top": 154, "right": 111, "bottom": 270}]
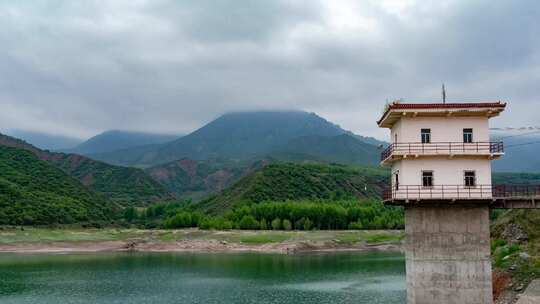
[{"left": 0, "top": 252, "right": 405, "bottom": 304}]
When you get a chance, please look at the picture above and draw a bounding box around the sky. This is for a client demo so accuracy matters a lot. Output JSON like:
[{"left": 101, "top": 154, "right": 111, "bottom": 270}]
[{"left": 1, "top": 0, "right": 539, "bottom": 141}]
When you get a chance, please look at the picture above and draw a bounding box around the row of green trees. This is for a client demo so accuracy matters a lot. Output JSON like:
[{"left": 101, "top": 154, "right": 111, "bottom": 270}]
[{"left": 159, "top": 199, "right": 404, "bottom": 230}]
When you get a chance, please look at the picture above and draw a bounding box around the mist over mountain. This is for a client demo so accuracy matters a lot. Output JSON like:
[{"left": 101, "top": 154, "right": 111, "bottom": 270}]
[
  {"left": 4, "top": 130, "right": 83, "bottom": 151},
  {"left": 68, "top": 130, "right": 181, "bottom": 155},
  {"left": 491, "top": 131, "right": 540, "bottom": 173},
  {"left": 91, "top": 111, "right": 377, "bottom": 167},
  {"left": 268, "top": 134, "right": 380, "bottom": 165}
]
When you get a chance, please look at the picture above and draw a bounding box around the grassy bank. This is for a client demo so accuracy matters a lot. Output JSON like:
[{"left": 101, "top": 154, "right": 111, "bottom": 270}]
[{"left": 0, "top": 228, "right": 403, "bottom": 247}]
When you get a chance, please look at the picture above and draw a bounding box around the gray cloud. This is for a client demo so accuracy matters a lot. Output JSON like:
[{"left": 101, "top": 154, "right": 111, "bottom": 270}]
[{"left": 0, "top": 0, "right": 538, "bottom": 140}]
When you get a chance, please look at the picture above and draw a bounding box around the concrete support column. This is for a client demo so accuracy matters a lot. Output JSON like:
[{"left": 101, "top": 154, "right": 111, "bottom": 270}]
[{"left": 405, "top": 205, "right": 492, "bottom": 304}]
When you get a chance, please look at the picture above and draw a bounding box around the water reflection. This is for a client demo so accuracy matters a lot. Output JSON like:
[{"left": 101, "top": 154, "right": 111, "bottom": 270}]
[{"left": 0, "top": 252, "right": 406, "bottom": 304}]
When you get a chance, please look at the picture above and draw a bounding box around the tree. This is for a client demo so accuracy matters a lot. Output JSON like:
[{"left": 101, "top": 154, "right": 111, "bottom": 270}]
[
  {"left": 283, "top": 219, "right": 292, "bottom": 231},
  {"left": 124, "top": 207, "right": 137, "bottom": 223},
  {"left": 303, "top": 218, "right": 313, "bottom": 231},
  {"left": 165, "top": 212, "right": 192, "bottom": 228},
  {"left": 239, "top": 215, "right": 259, "bottom": 230},
  {"left": 271, "top": 218, "right": 282, "bottom": 230},
  {"left": 260, "top": 218, "right": 268, "bottom": 230}
]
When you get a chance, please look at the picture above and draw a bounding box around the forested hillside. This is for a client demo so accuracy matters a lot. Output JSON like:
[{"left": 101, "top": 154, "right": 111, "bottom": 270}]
[
  {"left": 0, "top": 146, "right": 116, "bottom": 225},
  {"left": 146, "top": 158, "right": 267, "bottom": 200},
  {"left": 0, "top": 133, "right": 172, "bottom": 206},
  {"left": 194, "top": 163, "right": 388, "bottom": 214}
]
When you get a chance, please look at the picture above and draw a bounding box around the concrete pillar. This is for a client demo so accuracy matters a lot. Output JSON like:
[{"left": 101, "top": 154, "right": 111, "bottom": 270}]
[{"left": 405, "top": 205, "right": 492, "bottom": 304}]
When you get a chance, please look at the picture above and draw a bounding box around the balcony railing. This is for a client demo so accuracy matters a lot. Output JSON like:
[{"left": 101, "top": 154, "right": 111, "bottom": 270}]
[
  {"left": 380, "top": 141, "right": 504, "bottom": 162},
  {"left": 492, "top": 184, "right": 540, "bottom": 198},
  {"left": 383, "top": 184, "right": 540, "bottom": 201}
]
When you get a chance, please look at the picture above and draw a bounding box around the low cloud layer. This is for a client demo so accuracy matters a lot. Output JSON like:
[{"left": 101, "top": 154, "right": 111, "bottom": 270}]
[{"left": 1, "top": 0, "right": 538, "bottom": 140}]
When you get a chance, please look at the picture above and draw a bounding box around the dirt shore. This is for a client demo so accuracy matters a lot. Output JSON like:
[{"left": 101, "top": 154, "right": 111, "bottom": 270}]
[
  {"left": 0, "top": 228, "right": 404, "bottom": 254},
  {"left": 0, "top": 239, "right": 402, "bottom": 254}
]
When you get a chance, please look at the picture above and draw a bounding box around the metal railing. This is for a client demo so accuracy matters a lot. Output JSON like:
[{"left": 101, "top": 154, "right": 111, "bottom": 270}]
[
  {"left": 492, "top": 184, "right": 540, "bottom": 198},
  {"left": 383, "top": 184, "right": 540, "bottom": 201},
  {"left": 380, "top": 141, "right": 504, "bottom": 162}
]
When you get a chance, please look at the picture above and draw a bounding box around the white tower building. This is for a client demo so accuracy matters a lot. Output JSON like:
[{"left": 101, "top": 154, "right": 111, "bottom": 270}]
[{"left": 378, "top": 101, "right": 506, "bottom": 304}]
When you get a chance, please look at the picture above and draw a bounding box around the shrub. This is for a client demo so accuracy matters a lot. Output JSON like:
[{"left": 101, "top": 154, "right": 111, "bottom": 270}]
[
  {"left": 348, "top": 221, "right": 363, "bottom": 230},
  {"left": 123, "top": 207, "right": 137, "bottom": 223},
  {"left": 165, "top": 212, "right": 193, "bottom": 229},
  {"left": 295, "top": 218, "right": 305, "bottom": 230},
  {"left": 260, "top": 218, "right": 268, "bottom": 230},
  {"left": 271, "top": 218, "right": 282, "bottom": 230},
  {"left": 303, "top": 218, "right": 313, "bottom": 230},
  {"left": 283, "top": 219, "right": 292, "bottom": 231},
  {"left": 239, "top": 215, "right": 260, "bottom": 230}
]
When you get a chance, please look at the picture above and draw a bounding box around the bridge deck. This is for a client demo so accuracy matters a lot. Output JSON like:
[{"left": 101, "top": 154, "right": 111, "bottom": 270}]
[{"left": 384, "top": 197, "right": 540, "bottom": 209}]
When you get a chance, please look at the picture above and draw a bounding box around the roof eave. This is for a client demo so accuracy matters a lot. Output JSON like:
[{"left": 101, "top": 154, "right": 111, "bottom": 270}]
[{"left": 377, "top": 104, "right": 506, "bottom": 128}]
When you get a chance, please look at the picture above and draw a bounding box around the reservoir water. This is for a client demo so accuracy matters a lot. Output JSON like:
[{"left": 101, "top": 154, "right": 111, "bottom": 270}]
[{"left": 0, "top": 252, "right": 405, "bottom": 304}]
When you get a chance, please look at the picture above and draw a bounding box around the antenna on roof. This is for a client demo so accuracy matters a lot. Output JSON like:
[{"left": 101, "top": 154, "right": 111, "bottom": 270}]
[{"left": 442, "top": 83, "right": 446, "bottom": 104}]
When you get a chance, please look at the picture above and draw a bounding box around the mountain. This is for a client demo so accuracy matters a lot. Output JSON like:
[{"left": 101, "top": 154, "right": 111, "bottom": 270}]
[
  {"left": 268, "top": 134, "right": 380, "bottom": 165},
  {"left": 3, "top": 130, "right": 83, "bottom": 151},
  {"left": 146, "top": 158, "right": 267, "bottom": 201},
  {"left": 491, "top": 131, "right": 540, "bottom": 173},
  {"left": 91, "top": 111, "right": 378, "bottom": 167},
  {"left": 0, "top": 145, "right": 116, "bottom": 225},
  {"left": 68, "top": 130, "right": 181, "bottom": 155},
  {"left": 146, "top": 133, "right": 380, "bottom": 202},
  {"left": 194, "top": 162, "right": 389, "bottom": 214},
  {"left": 492, "top": 172, "right": 540, "bottom": 184},
  {"left": 0, "top": 133, "right": 172, "bottom": 206},
  {"left": 350, "top": 133, "right": 387, "bottom": 147}
]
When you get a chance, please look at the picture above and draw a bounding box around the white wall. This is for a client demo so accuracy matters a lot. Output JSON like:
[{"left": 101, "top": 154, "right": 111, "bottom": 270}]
[
  {"left": 392, "top": 157, "right": 492, "bottom": 186},
  {"left": 391, "top": 116, "right": 490, "bottom": 143},
  {"left": 391, "top": 157, "right": 493, "bottom": 199},
  {"left": 390, "top": 119, "right": 402, "bottom": 143}
]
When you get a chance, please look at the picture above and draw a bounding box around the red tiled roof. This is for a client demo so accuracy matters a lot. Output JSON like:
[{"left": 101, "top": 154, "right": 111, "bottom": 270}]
[
  {"left": 378, "top": 101, "right": 506, "bottom": 125},
  {"left": 387, "top": 102, "right": 506, "bottom": 110}
]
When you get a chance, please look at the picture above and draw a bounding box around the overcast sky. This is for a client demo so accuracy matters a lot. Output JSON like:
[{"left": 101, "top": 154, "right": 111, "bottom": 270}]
[{"left": 1, "top": 0, "right": 539, "bottom": 140}]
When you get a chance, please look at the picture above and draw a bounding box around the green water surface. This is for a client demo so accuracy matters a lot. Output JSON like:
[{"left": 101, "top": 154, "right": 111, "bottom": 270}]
[{"left": 0, "top": 252, "right": 405, "bottom": 304}]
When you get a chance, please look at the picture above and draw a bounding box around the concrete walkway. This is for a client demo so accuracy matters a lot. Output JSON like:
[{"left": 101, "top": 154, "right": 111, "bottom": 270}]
[{"left": 516, "top": 279, "right": 540, "bottom": 304}]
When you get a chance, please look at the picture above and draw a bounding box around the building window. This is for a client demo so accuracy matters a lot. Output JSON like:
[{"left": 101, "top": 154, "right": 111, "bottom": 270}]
[
  {"left": 422, "top": 171, "right": 433, "bottom": 187},
  {"left": 394, "top": 172, "right": 399, "bottom": 190},
  {"left": 421, "top": 129, "right": 431, "bottom": 144},
  {"left": 463, "top": 128, "right": 473, "bottom": 143},
  {"left": 464, "top": 171, "right": 476, "bottom": 187}
]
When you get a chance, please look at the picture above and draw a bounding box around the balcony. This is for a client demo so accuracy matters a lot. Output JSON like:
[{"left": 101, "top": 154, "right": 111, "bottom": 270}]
[
  {"left": 380, "top": 141, "right": 504, "bottom": 163},
  {"left": 383, "top": 184, "right": 540, "bottom": 202}
]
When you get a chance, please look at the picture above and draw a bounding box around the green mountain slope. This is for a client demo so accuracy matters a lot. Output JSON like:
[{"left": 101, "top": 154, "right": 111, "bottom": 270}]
[
  {"left": 492, "top": 172, "right": 540, "bottom": 184},
  {"left": 195, "top": 163, "right": 389, "bottom": 214},
  {"left": 268, "top": 134, "right": 380, "bottom": 165},
  {"left": 0, "top": 146, "right": 116, "bottom": 225},
  {"left": 91, "top": 111, "right": 358, "bottom": 167},
  {"left": 146, "top": 158, "right": 267, "bottom": 200},
  {"left": 68, "top": 130, "right": 181, "bottom": 155},
  {"left": 0, "top": 133, "right": 172, "bottom": 206}
]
